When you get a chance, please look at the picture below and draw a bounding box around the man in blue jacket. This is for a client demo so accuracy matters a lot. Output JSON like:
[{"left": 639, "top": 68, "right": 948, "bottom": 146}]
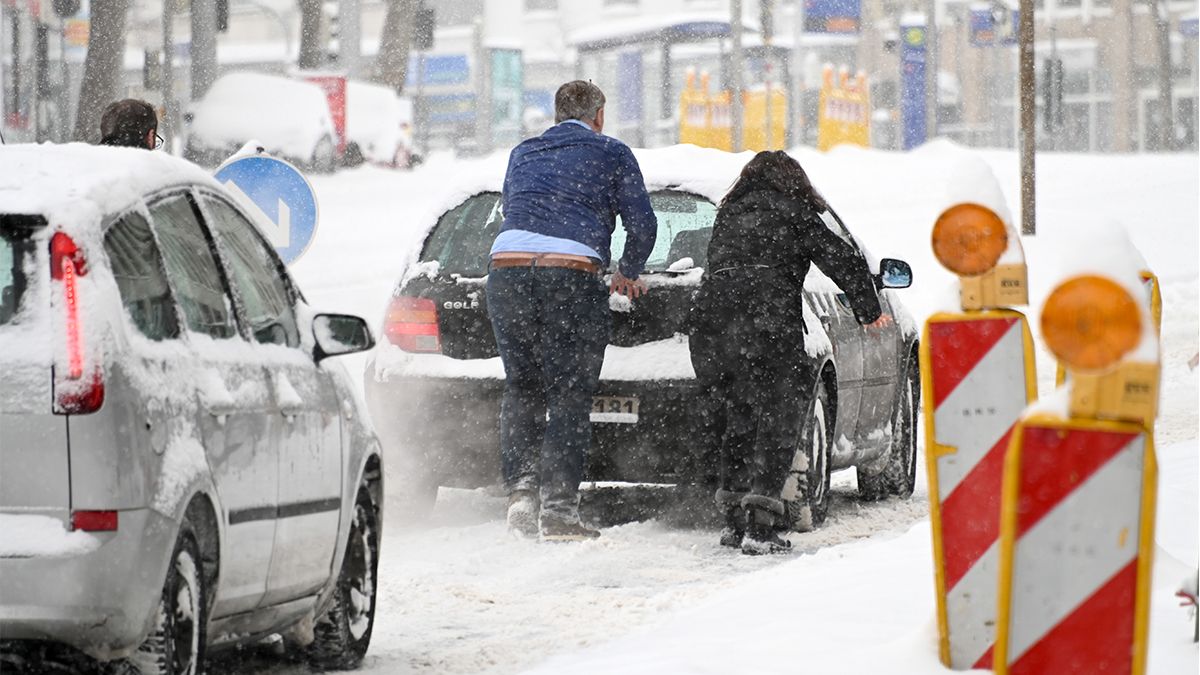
[{"left": 487, "top": 81, "right": 658, "bottom": 541}]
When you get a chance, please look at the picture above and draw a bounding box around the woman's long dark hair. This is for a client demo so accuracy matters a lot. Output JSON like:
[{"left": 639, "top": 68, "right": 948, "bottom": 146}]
[{"left": 720, "top": 150, "right": 828, "bottom": 212}]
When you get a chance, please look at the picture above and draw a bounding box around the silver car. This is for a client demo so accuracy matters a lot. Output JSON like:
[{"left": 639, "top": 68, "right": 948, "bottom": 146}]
[{"left": 0, "top": 144, "right": 382, "bottom": 673}]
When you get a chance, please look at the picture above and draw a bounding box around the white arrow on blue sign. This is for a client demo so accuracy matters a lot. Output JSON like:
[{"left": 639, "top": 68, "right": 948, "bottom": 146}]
[{"left": 214, "top": 155, "right": 319, "bottom": 265}]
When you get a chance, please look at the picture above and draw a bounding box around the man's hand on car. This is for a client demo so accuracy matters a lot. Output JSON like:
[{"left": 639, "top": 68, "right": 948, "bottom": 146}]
[{"left": 610, "top": 271, "right": 647, "bottom": 299}]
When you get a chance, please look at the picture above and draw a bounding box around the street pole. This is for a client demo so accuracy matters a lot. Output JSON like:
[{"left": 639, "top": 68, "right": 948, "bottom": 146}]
[
  {"left": 791, "top": 0, "right": 805, "bottom": 146},
  {"left": 191, "top": 0, "right": 218, "bottom": 100},
  {"left": 924, "top": 0, "right": 938, "bottom": 139},
  {"left": 1151, "top": 0, "right": 1175, "bottom": 150},
  {"left": 339, "top": 0, "right": 361, "bottom": 77},
  {"left": 473, "top": 18, "right": 490, "bottom": 156},
  {"left": 162, "top": 0, "right": 177, "bottom": 150},
  {"left": 763, "top": 0, "right": 773, "bottom": 150},
  {"left": 730, "top": 0, "right": 744, "bottom": 152},
  {"left": 1018, "top": 0, "right": 1036, "bottom": 235}
]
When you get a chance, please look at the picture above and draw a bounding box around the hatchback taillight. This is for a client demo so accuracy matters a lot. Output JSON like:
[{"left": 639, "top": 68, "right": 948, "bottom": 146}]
[
  {"left": 51, "top": 232, "right": 104, "bottom": 415},
  {"left": 384, "top": 296, "right": 441, "bottom": 353}
]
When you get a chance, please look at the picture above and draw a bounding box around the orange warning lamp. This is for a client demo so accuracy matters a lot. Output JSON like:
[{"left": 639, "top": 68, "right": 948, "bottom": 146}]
[
  {"left": 932, "top": 203, "right": 1008, "bottom": 277},
  {"left": 931, "top": 203, "right": 1027, "bottom": 311},
  {"left": 1042, "top": 274, "right": 1159, "bottom": 427},
  {"left": 1041, "top": 276, "right": 1141, "bottom": 372}
]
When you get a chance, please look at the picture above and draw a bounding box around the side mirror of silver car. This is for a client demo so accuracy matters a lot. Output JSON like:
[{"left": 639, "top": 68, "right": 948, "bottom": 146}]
[
  {"left": 877, "top": 258, "right": 913, "bottom": 289},
  {"left": 313, "top": 313, "right": 375, "bottom": 362}
]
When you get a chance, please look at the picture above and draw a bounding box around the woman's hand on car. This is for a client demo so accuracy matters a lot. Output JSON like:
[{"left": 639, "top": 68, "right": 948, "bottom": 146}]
[
  {"left": 865, "top": 314, "right": 893, "bottom": 329},
  {"left": 610, "top": 271, "right": 647, "bottom": 299}
]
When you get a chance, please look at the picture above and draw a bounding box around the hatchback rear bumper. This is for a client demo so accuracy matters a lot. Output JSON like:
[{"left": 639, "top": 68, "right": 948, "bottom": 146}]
[
  {"left": 365, "top": 370, "right": 719, "bottom": 488},
  {"left": 0, "top": 508, "right": 176, "bottom": 662}
]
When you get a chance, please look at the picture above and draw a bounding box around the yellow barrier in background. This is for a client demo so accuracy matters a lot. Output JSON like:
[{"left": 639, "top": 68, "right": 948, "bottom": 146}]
[
  {"left": 678, "top": 70, "right": 785, "bottom": 152},
  {"left": 817, "top": 66, "right": 871, "bottom": 152}
]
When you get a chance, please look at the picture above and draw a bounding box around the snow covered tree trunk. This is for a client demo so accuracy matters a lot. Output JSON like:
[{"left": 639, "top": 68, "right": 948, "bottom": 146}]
[
  {"left": 298, "top": 0, "right": 325, "bottom": 70},
  {"left": 374, "top": 0, "right": 417, "bottom": 93},
  {"left": 72, "top": 0, "right": 130, "bottom": 142}
]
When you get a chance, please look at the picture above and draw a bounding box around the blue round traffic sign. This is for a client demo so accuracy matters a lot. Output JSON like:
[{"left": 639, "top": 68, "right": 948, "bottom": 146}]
[{"left": 215, "top": 155, "right": 319, "bottom": 264}]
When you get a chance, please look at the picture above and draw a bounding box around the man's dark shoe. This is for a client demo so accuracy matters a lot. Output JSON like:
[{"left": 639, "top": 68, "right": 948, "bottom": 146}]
[
  {"left": 540, "top": 513, "right": 600, "bottom": 542},
  {"left": 506, "top": 490, "right": 540, "bottom": 538}
]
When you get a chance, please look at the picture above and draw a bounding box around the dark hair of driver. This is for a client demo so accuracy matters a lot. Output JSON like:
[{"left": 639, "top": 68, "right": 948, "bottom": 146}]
[
  {"left": 99, "top": 99, "right": 157, "bottom": 148},
  {"left": 720, "top": 150, "right": 828, "bottom": 213}
]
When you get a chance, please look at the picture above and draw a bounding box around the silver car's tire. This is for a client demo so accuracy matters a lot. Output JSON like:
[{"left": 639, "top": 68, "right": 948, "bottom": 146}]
[
  {"left": 307, "top": 488, "right": 379, "bottom": 670},
  {"left": 857, "top": 358, "right": 919, "bottom": 501},
  {"left": 785, "top": 384, "right": 833, "bottom": 532},
  {"left": 114, "top": 521, "right": 206, "bottom": 675}
]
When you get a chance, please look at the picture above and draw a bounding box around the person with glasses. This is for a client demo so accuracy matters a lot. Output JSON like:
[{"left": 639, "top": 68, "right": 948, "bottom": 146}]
[{"left": 98, "top": 99, "right": 162, "bottom": 150}]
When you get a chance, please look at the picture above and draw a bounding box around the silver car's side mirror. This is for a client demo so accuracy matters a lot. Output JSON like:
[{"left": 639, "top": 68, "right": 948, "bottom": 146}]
[
  {"left": 313, "top": 313, "right": 375, "bottom": 362},
  {"left": 877, "top": 258, "right": 913, "bottom": 289}
]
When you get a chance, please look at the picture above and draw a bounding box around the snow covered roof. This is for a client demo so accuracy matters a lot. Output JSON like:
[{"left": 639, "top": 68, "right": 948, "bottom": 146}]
[
  {"left": 568, "top": 13, "right": 760, "bottom": 52},
  {"left": 0, "top": 143, "right": 219, "bottom": 230}
]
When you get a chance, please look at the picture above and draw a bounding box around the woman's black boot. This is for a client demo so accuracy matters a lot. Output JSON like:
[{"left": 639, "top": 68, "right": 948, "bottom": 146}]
[{"left": 740, "top": 495, "right": 792, "bottom": 555}]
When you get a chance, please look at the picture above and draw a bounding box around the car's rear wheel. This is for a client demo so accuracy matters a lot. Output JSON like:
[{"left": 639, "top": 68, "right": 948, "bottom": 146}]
[
  {"left": 311, "top": 137, "right": 336, "bottom": 174},
  {"left": 784, "top": 383, "right": 833, "bottom": 532},
  {"left": 307, "top": 487, "right": 380, "bottom": 670},
  {"left": 857, "top": 358, "right": 919, "bottom": 500},
  {"left": 113, "top": 520, "right": 206, "bottom": 675}
]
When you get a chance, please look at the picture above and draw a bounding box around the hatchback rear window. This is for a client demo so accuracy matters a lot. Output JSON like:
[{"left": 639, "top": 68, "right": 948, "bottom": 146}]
[
  {"left": 1, "top": 216, "right": 41, "bottom": 327},
  {"left": 419, "top": 190, "right": 717, "bottom": 277}
]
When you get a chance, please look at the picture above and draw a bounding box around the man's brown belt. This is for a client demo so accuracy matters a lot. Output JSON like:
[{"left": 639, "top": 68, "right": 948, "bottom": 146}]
[{"left": 490, "top": 253, "right": 603, "bottom": 275}]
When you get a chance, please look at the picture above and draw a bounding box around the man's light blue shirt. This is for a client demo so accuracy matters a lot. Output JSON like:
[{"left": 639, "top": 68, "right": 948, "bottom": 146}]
[{"left": 489, "top": 119, "right": 604, "bottom": 261}]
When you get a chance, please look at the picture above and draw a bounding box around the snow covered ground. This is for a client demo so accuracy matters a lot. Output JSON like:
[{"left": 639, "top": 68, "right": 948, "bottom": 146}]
[{"left": 246, "top": 143, "right": 1197, "bottom": 674}]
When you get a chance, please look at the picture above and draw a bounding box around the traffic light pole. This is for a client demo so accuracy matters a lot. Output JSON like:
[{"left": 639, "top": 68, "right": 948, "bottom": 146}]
[{"left": 1018, "top": 0, "right": 1036, "bottom": 235}]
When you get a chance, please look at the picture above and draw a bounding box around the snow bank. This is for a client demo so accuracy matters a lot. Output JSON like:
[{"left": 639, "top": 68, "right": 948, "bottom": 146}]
[
  {"left": 0, "top": 514, "right": 101, "bottom": 558},
  {"left": 529, "top": 440, "right": 1199, "bottom": 674}
]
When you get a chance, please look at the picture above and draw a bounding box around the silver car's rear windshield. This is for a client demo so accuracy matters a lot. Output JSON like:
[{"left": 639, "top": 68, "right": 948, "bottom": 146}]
[
  {"left": 0, "top": 215, "right": 43, "bottom": 327},
  {"left": 419, "top": 190, "right": 716, "bottom": 277}
]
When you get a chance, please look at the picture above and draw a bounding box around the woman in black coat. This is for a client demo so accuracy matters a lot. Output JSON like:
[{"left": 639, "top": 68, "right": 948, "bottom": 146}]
[{"left": 690, "top": 150, "right": 883, "bottom": 555}]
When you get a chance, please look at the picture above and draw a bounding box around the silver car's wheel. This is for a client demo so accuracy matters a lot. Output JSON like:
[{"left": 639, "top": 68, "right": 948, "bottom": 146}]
[
  {"left": 116, "top": 522, "right": 205, "bottom": 675},
  {"left": 785, "top": 384, "right": 833, "bottom": 532},
  {"left": 307, "top": 487, "right": 379, "bottom": 670}
]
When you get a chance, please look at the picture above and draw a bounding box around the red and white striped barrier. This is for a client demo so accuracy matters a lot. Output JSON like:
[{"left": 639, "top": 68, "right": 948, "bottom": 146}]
[
  {"left": 995, "top": 417, "right": 1157, "bottom": 675},
  {"left": 922, "top": 310, "right": 1037, "bottom": 669}
]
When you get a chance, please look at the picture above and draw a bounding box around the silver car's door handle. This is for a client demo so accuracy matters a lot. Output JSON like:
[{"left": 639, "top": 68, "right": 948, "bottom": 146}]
[{"left": 274, "top": 373, "right": 306, "bottom": 419}]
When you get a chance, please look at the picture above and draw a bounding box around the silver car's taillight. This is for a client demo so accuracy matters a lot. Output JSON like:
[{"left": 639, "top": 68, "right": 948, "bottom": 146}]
[{"left": 50, "top": 232, "right": 104, "bottom": 415}]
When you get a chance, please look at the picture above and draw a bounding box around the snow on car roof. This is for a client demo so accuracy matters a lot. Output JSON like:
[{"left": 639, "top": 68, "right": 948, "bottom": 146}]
[{"left": 0, "top": 142, "right": 219, "bottom": 231}]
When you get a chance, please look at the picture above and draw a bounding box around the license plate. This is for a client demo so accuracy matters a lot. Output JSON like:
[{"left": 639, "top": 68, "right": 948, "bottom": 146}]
[{"left": 591, "top": 395, "right": 639, "bottom": 424}]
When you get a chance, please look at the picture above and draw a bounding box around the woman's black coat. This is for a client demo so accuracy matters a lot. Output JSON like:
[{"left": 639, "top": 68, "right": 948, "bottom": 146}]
[{"left": 691, "top": 187, "right": 883, "bottom": 346}]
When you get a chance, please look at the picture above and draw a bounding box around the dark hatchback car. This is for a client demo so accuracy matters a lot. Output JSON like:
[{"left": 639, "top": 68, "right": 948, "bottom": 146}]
[{"left": 365, "top": 150, "right": 919, "bottom": 529}]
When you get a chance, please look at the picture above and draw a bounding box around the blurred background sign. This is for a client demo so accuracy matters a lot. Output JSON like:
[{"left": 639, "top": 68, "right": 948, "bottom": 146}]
[
  {"left": 489, "top": 48, "right": 522, "bottom": 148},
  {"left": 410, "top": 54, "right": 470, "bottom": 87},
  {"left": 426, "top": 93, "right": 476, "bottom": 125},
  {"left": 804, "top": 0, "right": 861, "bottom": 34},
  {"left": 969, "top": 7, "right": 1018, "bottom": 48}
]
